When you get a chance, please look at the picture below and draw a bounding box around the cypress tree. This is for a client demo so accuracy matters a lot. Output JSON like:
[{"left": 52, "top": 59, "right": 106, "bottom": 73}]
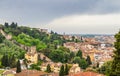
[
  {"left": 72, "top": 36, "right": 75, "bottom": 41},
  {"left": 59, "top": 65, "right": 64, "bottom": 76},
  {"left": 1, "top": 54, "right": 6, "bottom": 67},
  {"left": 0, "top": 33, "right": 5, "bottom": 43},
  {"left": 1, "top": 54, "right": 9, "bottom": 67},
  {"left": 5, "top": 54, "right": 9, "bottom": 67},
  {"left": 96, "top": 62, "right": 99, "bottom": 68},
  {"left": 64, "top": 64, "right": 69, "bottom": 75},
  {"left": 4, "top": 22, "right": 9, "bottom": 28},
  {"left": 46, "top": 64, "right": 51, "bottom": 73},
  {"left": 76, "top": 50, "right": 82, "bottom": 58},
  {"left": 10, "top": 54, "right": 16, "bottom": 68},
  {"left": 86, "top": 55, "right": 92, "bottom": 65},
  {"left": 110, "top": 31, "right": 120, "bottom": 76},
  {"left": 16, "top": 60, "right": 21, "bottom": 73}
]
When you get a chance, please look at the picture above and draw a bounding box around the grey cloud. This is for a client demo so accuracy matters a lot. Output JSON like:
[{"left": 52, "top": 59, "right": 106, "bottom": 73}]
[{"left": 0, "top": 0, "right": 120, "bottom": 26}]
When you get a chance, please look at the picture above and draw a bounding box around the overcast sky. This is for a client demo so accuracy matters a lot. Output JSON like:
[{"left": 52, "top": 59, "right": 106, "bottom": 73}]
[{"left": 0, "top": 0, "right": 120, "bottom": 34}]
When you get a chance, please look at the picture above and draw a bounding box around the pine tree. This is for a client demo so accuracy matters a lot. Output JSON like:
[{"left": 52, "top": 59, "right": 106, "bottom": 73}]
[
  {"left": 16, "top": 60, "right": 21, "bottom": 73},
  {"left": 110, "top": 31, "right": 120, "bottom": 76},
  {"left": 46, "top": 64, "right": 51, "bottom": 73},
  {"left": 64, "top": 64, "right": 69, "bottom": 75},
  {"left": 59, "top": 65, "right": 64, "bottom": 76},
  {"left": 86, "top": 55, "right": 92, "bottom": 65}
]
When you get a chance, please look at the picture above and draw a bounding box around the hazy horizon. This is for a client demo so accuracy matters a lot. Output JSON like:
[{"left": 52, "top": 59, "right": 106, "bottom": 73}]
[{"left": 0, "top": 0, "right": 120, "bottom": 34}]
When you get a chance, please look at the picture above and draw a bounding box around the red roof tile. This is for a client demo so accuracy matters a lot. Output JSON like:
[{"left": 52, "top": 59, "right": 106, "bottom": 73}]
[
  {"left": 15, "top": 70, "right": 47, "bottom": 76},
  {"left": 73, "top": 72, "right": 104, "bottom": 76}
]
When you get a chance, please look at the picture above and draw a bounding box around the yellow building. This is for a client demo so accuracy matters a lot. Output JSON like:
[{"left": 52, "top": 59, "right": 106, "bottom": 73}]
[
  {"left": 69, "top": 64, "right": 81, "bottom": 76},
  {"left": 25, "top": 46, "right": 38, "bottom": 64}
]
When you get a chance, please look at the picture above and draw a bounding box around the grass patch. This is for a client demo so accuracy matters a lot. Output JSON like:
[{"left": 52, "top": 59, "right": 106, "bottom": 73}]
[{"left": 0, "top": 70, "right": 4, "bottom": 74}]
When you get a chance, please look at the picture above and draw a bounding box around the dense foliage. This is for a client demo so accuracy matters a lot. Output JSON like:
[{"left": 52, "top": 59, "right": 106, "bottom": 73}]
[
  {"left": 29, "top": 64, "right": 40, "bottom": 70},
  {"left": 73, "top": 50, "right": 89, "bottom": 69},
  {"left": 0, "top": 40, "right": 25, "bottom": 59},
  {"left": 1, "top": 54, "right": 16, "bottom": 68},
  {"left": 29, "top": 60, "right": 42, "bottom": 70},
  {"left": 49, "top": 49, "right": 70, "bottom": 63},
  {"left": 97, "top": 61, "right": 112, "bottom": 75},
  {"left": 109, "top": 31, "right": 120, "bottom": 76},
  {"left": 3, "top": 22, "right": 66, "bottom": 46},
  {"left": 13, "top": 33, "right": 46, "bottom": 51}
]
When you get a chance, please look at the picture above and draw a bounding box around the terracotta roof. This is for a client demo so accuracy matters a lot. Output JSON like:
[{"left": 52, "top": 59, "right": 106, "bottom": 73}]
[
  {"left": 3, "top": 70, "right": 16, "bottom": 75},
  {"left": 15, "top": 70, "right": 47, "bottom": 76},
  {"left": 43, "top": 73, "right": 59, "bottom": 76},
  {"left": 73, "top": 72, "right": 104, "bottom": 76}
]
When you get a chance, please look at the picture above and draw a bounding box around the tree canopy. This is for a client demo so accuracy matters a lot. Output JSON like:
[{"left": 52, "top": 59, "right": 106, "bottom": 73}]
[
  {"left": 14, "top": 33, "right": 46, "bottom": 51},
  {"left": 110, "top": 31, "right": 120, "bottom": 76}
]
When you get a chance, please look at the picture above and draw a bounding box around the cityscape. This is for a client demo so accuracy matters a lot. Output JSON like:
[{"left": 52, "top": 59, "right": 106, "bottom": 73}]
[{"left": 0, "top": 0, "right": 120, "bottom": 76}]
